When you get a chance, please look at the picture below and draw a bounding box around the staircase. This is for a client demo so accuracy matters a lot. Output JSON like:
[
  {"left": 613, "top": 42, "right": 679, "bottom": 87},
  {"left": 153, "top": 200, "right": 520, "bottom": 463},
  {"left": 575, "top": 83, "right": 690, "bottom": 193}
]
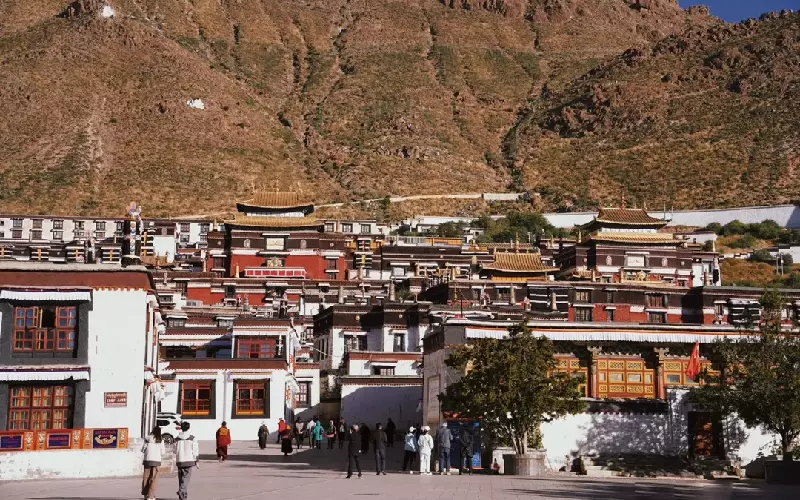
[{"left": 577, "top": 454, "right": 739, "bottom": 479}]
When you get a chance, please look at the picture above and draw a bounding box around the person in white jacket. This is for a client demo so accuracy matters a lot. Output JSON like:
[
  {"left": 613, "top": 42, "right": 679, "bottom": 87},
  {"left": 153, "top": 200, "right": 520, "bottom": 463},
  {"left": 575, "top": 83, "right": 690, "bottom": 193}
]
[
  {"left": 175, "top": 421, "right": 200, "bottom": 500},
  {"left": 417, "top": 426, "right": 434, "bottom": 475},
  {"left": 141, "top": 427, "right": 165, "bottom": 500}
]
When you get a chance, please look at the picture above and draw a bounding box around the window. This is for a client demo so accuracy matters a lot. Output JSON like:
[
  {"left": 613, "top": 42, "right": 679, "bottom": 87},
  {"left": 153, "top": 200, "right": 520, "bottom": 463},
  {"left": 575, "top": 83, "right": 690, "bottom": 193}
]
[
  {"left": 53, "top": 231, "right": 63, "bottom": 241},
  {"left": 12, "top": 218, "right": 23, "bottom": 228},
  {"left": 180, "top": 223, "right": 190, "bottom": 233},
  {"left": 596, "top": 359, "right": 655, "bottom": 399},
  {"left": 8, "top": 385, "right": 73, "bottom": 430},
  {"left": 74, "top": 231, "right": 85, "bottom": 239},
  {"left": 168, "top": 318, "right": 186, "bottom": 328},
  {"left": 393, "top": 334, "right": 406, "bottom": 353},
  {"left": 325, "top": 223, "right": 335, "bottom": 233},
  {"left": 646, "top": 294, "right": 666, "bottom": 308},
  {"left": 179, "top": 234, "right": 190, "bottom": 244},
  {"left": 32, "top": 219, "right": 43, "bottom": 229},
  {"left": 200, "top": 223, "right": 210, "bottom": 234},
  {"left": 392, "top": 266, "right": 406, "bottom": 277},
  {"left": 575, "top": 290, "right": 591, "bottom": 303},
  {"left": 714, "top": 304, "right": 725, "bottom": 317},
  {"left": 217, "top": 318, "right": 234, "bottom": 328},
  {"left": 663, "top": 360, "right": 715, "bottom": 387},
  {"left": 31, "top": 230, "right": 42, "bottom": 240},
  {"left": 52, "top": 220, "right": 63, "bottom": 230},
  {"left": 342, "top": 223, "right": 353, "bottom": 233},
  {"left": 115, "top": 221, "right": 124, "bottom": 232},
  {"left": 606, "top": 291, "right": 615, "bottom": 304},
  {"left": 575, "top": 307, "right": 593, "bottom": 322},
  {"left": 14, "top": 306, "right": 78, "bottom": 354},
  {"left": 647, "top": 312, "right": 666, "bottom": 324},
  {"left": 373, "top": 366, "right": 395, "bottom": 375},
  {"left": 181, "top": 382, "right": 213, "bottom": 417},
  {"left": 199, "top": 234, "right": 207, "bottom": 242},
  {"left": 74, "top": 221, "right": 85, "bottom": 230},
  {"left": 237, "top": 338, "right": 276, "bottom": 359},
  {"left": 361, "top": 224, "right": 371, "bottom": 234},
  {"left": 12, "top": 230, "right": 22, "bottom": 239},
  {"left": 326, "top": 259, "right": 338, "bottom": 270},
  {"left": 554, "top": 358, "right": 588, "bottom": 397},
  {"left": 235, "top": 382, "right": 267, "bottom": 416},
  {"left": 296, "top": 381, "right": 311, "bottom": 408},
  {"left": 606, "top": 309, "right": 616, "bottom": 322},
  {"left": 95, "top": 231, "right": 105, "bottom": 240},
  {"left": 95, "top": 221, "right": 106, "bottom": 231},
  {"left": 344, "top": 335, "right": 367, "bottom": 352}
]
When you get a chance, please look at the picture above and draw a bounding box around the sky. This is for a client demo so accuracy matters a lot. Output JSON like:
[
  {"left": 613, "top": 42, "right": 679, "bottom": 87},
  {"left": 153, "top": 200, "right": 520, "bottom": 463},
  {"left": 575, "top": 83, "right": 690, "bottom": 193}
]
[{"left": 680, "top": 0, "right": 800, "bottom": 22}]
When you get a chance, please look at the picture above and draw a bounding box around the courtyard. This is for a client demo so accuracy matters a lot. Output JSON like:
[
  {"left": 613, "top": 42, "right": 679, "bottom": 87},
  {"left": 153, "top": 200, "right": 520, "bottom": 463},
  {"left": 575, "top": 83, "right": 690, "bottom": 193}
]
[{"left": 2, "top": 442, "right": 799, "bottom": 500}]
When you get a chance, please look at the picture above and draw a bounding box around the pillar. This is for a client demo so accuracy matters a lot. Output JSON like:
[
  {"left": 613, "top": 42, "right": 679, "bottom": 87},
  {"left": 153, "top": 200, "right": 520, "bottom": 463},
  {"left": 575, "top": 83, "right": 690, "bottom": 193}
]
[
  {"left": 509, "top": 285, "right": 516, "bottom": 306},
  {"left": 587, "top": 346, "right": 602, "bottom": 399},
  {"left": 655, "top": 347, "right": 669, "bottom": 400}
]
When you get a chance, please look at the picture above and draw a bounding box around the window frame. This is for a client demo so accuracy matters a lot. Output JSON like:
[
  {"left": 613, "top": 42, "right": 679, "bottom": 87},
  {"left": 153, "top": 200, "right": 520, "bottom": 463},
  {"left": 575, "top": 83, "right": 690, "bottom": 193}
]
[
  {"left": 574, "top": 307, "right": 593, "bottom": 322},
  {"left": 647, "top": 311, "right": 667, "bottom": 324},
  {"left": 295, "top": 381, "right": 311, "bottom": 408},
  {"left": 12, "top": 229, "right": 22, "bottom": 239},
  {"left": 180, "top": 381, "right": 214, "bottom": 418},
  {"left": 53, "top": 220, "right": 64, "bottom": 230},
  {"left": 373, "top": 366, "right": 395, "bottom": 375},
  {"left": 237, "top": 337, "right": 277, "bottom": 359},
  {"left": 234, "top": 381, "right": 268, "bottom": 417},
  {"left": 575, "top": 290, "right": 591, "bottom": 303},
  {"left": 8, "top": 384, "right": 74, "bottom": 430},
  {"left": 13, "top": 306, "right": 78, "bottom": 355}
]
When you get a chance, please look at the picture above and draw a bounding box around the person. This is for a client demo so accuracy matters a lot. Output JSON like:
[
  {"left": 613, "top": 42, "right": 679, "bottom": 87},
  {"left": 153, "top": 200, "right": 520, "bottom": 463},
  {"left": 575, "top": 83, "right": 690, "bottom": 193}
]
[
  {"left": 257, "top": 422, "right": 269, "bottom": 450},
  {"left": 141, "top": 426, "right": 164, "bottom": 500},
  {"left": 417, "top": 426, "right": 434, "bottom": 476},
  {"left": 215, "top": 422, "right": 231, "bottom": 463},
  {"left": 307, "top": 418, "right": 316, "bottom": 448},
  {"left": 385, "top": 418, "right": 396, "bottom": 448},
  {"left": 402, "top": 427, "right": 417, "bottom": 474},
  {"left": 280, "top": 424, "right": 294, "bottom": 456},
  {"left": 346, "top": 424, "right": 362, "bottom": 479},
  {"left": 436, "top": 422, "right": 453, "bottom": 475},
  {"left": 294, "top": 417, "right": 306, "bottom": 450},
  {"left": 459, "top": 428, "right": 474, "bottom": 475},
  {"left": 360, "top": 423, "right": 371, "bottom": 453},
  {"left": 277, "top": 418, "right": 288, "bottom": 444},
  {"left": 313, "top": 418, "right": 324, "bottom": 450},
  {"left": 337, "top": 417, "right": 347, "bottom": 449},
  {"left": 175, "top": 421, "right": 199, "bottom": 500},
  {"left": 326, "top": 419, "right": 337, "bottom": 449},
  {"left": 372, "top": 422, "right": 387, "bottom": 475}
]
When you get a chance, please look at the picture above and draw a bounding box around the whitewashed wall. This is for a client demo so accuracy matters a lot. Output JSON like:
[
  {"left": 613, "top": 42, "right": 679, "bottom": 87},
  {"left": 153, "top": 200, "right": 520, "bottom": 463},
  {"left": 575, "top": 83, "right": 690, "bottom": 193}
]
[
  {"left": 0, "top": 449, "right": 142, "bottom": 481},
  {"left": 341, "top": 384, "right": 422, "bottom": 430},
  {"left": 85, "top": 290, "right": 149, "bottom": 439},
  {"left": 346, "top": 358, "right": 419, "bottom": 376}
]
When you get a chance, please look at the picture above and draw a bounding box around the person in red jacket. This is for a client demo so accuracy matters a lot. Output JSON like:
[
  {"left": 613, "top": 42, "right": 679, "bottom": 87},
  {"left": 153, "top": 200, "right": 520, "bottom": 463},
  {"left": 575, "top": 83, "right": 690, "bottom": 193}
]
[
  {"left": 276, "top": 418, "right": 288, "bottom": 444},
  {"left": 216, "top": 422, "right": 232, "bottom": 462}
]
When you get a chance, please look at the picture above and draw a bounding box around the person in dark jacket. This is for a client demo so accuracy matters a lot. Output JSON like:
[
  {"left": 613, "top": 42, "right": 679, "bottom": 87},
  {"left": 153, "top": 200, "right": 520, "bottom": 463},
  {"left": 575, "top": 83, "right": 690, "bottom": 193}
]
[
  {"left": 436, "top": 422, "right": 453, "bottom": 475},
  {"left": 257, "top": 422, "right": 269, "bottom": 450},
  {"left": 359, "top": 423, "right": 371, "bottom": 453},
  {"left": 346, "top": 424, "right": 362, "bottom": 479},
  {"left": 337, "top": 417, "right": 347, "bottom": 449},
  {"left": 372, "top": 423, "right": 388, "bottom": 475},
  {"left": 385, "top": 418, "right": 396, "bottom": 447},
  {"left": 459, "top": 428, "right": 474, "bottom": 475}
]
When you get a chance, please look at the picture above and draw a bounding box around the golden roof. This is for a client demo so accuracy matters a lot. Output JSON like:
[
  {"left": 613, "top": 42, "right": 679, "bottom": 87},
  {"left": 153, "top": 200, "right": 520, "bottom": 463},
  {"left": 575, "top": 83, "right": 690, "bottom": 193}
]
[
  {"left": 225, "top": 215, "right": 322, "bottom": 228},
  {"left": 588, "top": 232, "right": 679, "bottom": 244},
  {"left": 595, "top": 207, "right": 667, "bottom": 226},
  {"left": 241, "top": 191, "right": 313, "bottom": 209},
  {"left": 482, "top": 252, "right": 558, "bottom": 273}
]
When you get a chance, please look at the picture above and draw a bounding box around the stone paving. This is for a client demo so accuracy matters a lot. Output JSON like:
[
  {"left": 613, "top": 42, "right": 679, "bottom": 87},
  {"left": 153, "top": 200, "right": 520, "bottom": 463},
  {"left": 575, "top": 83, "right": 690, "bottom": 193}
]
[{"left": 3, "top": 441, "right": 799, "bottom": 500}]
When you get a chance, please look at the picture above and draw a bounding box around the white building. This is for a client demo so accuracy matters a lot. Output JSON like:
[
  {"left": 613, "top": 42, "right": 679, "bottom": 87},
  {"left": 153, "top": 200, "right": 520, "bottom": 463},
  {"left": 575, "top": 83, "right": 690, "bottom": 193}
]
[{"left": 0, "top": 263, "right": 162, "bottom": 480}]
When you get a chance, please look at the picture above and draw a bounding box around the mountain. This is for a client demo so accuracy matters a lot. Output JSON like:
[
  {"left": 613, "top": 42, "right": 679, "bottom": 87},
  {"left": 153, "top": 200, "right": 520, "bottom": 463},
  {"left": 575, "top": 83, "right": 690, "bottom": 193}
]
[{"left": 0, "top": 0, "right": 796, "bottom": 216}]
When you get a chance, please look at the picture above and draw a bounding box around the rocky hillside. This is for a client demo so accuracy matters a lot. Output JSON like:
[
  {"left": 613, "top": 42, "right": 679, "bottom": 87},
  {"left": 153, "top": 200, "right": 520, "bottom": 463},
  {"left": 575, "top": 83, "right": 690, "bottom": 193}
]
[{"left": 0, "top": 0, "right": 796, "bottom": 216}]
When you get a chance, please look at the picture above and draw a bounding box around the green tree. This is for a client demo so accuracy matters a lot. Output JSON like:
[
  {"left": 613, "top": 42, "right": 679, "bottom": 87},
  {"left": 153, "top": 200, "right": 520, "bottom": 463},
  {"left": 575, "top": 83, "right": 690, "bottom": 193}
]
[
  {"left": 440, "top": 323, "right": 584, "bottom": 455},
  {"left": 705, "top": 222, "right": 723, "bottom": 234},
  {"left": 722, "top": 220, "right": 747, "bottom": 236},
  {"left": 696, "top": 290, "right": 800, "bottom": 461},
  {"left": 752, "top": 220, "right": 783, "bottom": 240},
  {"left": 435, "top": 221, "right": 465, "bottom": 238}
]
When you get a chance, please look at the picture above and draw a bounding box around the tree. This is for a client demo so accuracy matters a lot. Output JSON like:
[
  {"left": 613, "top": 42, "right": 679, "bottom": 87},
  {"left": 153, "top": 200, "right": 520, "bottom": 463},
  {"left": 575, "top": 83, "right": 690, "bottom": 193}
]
[
  {"left": 435, "top": 221, "right": 465, "bottom": 238},
  {"left": 696, "top": 290, "right": 800, "bottom": 461},
  {"left": 440, "top": 323, "right": 584, "bottom": 456},
  {"left": 722, "top": 220, "right": 747, "bottom": 236}
]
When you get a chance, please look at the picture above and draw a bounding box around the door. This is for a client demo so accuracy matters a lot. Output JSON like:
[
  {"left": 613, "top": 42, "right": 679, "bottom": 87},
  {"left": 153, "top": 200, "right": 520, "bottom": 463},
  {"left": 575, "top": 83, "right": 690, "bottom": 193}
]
[{"left": 688, "top": 411, "right": 723, "bottom": 458}]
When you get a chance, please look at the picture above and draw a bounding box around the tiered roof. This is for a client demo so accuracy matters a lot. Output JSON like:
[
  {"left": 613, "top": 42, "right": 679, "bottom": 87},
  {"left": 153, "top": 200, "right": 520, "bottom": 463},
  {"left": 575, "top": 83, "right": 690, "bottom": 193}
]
[
  {"left": 595, "top": 207, "right": 668, "bottom": 226},
  {"left": 224, "top": 214, "right": 323, "bottom": 228},
  {"left": 236, "top": 190, "right": 314, "bottom": 215},
  {"left": 482, "top": 252, "right": 558, "bottom": 273},
  {"left": 587, "top": 232, "right": 680, "bottom": 245}
]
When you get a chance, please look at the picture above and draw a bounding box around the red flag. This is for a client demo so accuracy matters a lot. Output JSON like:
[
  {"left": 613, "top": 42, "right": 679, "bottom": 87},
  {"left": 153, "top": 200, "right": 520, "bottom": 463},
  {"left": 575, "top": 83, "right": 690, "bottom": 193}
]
[{"left": 685, "top": 342, "right": 701, "bottom": 381}]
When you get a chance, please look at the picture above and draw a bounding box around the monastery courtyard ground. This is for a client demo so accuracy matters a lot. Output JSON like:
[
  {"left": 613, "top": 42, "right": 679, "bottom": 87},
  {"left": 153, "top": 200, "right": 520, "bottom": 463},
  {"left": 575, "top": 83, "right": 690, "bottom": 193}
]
[{"left": 3, "top": 441, "right": 799, "bottom": 500}]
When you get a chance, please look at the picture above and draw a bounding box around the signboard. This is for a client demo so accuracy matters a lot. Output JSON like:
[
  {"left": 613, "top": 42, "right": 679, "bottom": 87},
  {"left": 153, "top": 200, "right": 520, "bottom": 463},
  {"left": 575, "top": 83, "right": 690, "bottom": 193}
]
[
  {"left": 46, "top": 432, "right": 72, "bottom": 449},
  {"left": 265, "top": 238, "right": 285, "bottom": 251},
  {"left": 0, "top": 433, "right": 24, "bottom": 451},
  {"left": 92, "top": 428, "right": 120, "bottom": 449},
  {"left": 104, "top": 392, "right": 128, "bottom": 408},
  {"left": 426, "top": 375, "right": 441, "bottom": 425}
]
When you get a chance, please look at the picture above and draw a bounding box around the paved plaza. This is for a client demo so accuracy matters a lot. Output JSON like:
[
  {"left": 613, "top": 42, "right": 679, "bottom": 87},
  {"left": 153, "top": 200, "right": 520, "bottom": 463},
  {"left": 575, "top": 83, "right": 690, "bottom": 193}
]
[{"left": 3, "top": 441, "right": 799, "bottom": 500}]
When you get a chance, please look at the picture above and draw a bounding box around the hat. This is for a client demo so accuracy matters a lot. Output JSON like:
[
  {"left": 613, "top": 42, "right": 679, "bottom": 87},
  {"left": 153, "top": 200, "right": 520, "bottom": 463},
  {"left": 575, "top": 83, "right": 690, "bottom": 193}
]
[
  {"left": 441, "top": 422, "right": 447, "bottom": 428},
  {"left": 409, "top": 426, "right": 415, "bottom": 433}
]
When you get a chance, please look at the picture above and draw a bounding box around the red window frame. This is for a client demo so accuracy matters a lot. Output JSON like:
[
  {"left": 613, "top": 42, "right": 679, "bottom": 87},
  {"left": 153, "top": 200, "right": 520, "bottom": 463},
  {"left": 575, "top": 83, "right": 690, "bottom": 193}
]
[
  {"left": 8, "top": 385, "right": 73, "bottom": 430},
  {"left": 295, "top": 381, "right": 311, "bottom": 408},
  {"left": 235, "top": 382, "right": 267, "bottom": 416},
  {"left": 181, "top": 382, "right": 212, "bottom": 416},
  {"left": 13, "top": 306, "right": 77, "bottom": 353},
  {"left": 237, "top": 338, "right": 277, "bottom": 359}
]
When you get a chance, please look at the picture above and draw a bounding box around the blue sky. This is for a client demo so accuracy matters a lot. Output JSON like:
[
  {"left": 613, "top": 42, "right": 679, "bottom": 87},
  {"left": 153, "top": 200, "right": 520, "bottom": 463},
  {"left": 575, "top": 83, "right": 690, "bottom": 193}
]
[{"left": 680, "top": 1, "right": 800, "bottom": 22}]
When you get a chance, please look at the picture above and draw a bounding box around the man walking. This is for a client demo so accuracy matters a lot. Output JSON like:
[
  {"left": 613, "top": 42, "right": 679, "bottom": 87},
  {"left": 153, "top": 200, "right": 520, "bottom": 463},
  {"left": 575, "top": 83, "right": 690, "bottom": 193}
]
[
  {"left": 215, "top": 421, "right": 231, "bottom": 462},
  {"left": 294, "top": 417, "right": 306, "bottom": 450},
  {"left": 346, "top": 424, "right": 362, "bottom": 479},
  {"left": 175, "top": 421, "right": 199, "bottom": 500},
  {"left": 373, "top": 422, "right": 387, "bottom": 475},
  {"left": 436, "top": 422, "right": 453, "bottom": 475},
  {"left": 338, "top": 417, "right": 347, "bottom": 449},
  {"left": 459, "top": 428, "right": 474, "bottom": 475}
]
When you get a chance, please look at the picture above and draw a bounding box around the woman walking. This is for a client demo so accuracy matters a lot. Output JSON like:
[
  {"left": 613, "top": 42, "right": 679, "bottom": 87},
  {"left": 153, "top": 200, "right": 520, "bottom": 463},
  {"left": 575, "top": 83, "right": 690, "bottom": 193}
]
[
  {"left": 326, "top": 419, "right": 337, "bottom": 449},
  {"left": 417, "top": 426, "right": 434, "bottom": 476},
  {"left": 280, "top": 425, "right": 294, "bottom": 457},
  {"left": 215, "top": 421, "right": 231, "bottom": 462},
  {"left": 402, "top": 427, "right": 417, "bottom": 474},
  {"left": 294, "top": 417, "right": 306, "bottom": 450},
  {"left": 257, "top": 421, "right": 269, "bottom": 450},
  {"left": 141, "top": 427, "right": 164, "bottom": 500},
  {"left": 313, "top": 418, "right": 324, "bottom": 449}
]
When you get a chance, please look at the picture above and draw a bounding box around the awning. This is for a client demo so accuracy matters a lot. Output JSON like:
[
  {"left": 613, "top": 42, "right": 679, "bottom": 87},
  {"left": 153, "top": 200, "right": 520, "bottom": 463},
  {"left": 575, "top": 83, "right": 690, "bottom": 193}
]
[
  {"left": 464, "top": 328, "right": 745, "bottom": 344},
  {"left": 0, "top": 290, "right": 91, "bottom": 302},
  {"left": 0, "top": 369, "right": 90, "bottom": 381}
]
